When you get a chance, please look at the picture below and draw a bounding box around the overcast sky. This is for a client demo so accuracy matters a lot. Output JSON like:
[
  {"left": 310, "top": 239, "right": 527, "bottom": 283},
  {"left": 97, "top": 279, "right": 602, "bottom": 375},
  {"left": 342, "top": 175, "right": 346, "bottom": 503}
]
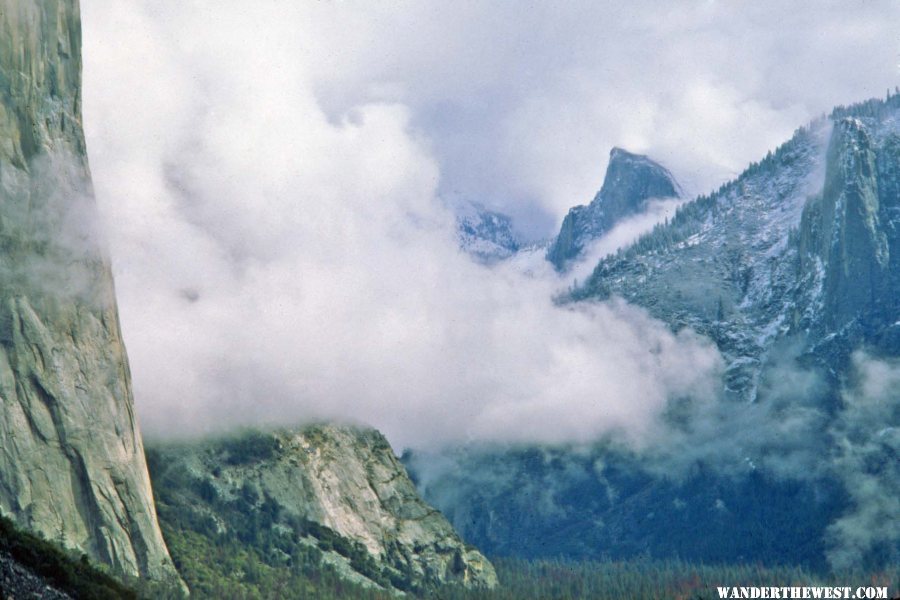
[{"left": 79, "top": 1, "right": 899, "bottom": 449}]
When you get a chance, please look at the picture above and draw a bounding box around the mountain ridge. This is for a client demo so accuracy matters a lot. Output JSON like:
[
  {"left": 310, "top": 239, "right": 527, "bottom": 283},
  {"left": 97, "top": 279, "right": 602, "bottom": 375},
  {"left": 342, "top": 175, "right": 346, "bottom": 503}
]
[
  {"left": 147, "top": 425, "right": 497, "bottom": 595},
  {"left": 410, "top": 92, "right": 900, "bottom": 572}
]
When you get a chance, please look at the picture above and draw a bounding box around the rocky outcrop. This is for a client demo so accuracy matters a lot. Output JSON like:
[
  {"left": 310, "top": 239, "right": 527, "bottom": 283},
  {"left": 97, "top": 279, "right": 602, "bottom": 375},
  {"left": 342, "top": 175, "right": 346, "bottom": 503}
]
[
  {"left": 0, "top": 552, "right": 73, "bottom": 600},
  {"left": 149, "top": 425, "right": 497, "bottom": 593},
  {"left": 0, "top": 0, "right": 180, "bottom": 584},
  {"left": 547, "top": 147, "right": 680, "bottom": 270}
]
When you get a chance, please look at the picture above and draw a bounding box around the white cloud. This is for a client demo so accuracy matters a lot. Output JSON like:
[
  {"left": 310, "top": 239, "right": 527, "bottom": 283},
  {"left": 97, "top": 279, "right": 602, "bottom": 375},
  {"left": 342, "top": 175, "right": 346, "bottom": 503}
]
[
  {"left": 78, "top": 1, "right": 893, "bottom": 450},
  {"left": 825, "top": 353, "right": 900, "bottom": 570},
  {"left": 196, "top": 0, "right": 898, "bottom": 237}
]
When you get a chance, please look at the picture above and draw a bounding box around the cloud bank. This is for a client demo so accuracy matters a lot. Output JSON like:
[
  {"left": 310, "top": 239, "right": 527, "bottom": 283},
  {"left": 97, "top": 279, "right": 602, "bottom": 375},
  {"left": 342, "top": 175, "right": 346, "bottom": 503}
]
[
  {"left": 80, "top": 0, "right": 729, "bottom": 449},
  {"left": 825, "top": 353, "right": 900, "bottom": 570},
  {"left": 78, "top": 1, "right": 896, "bottom": 450},
  {"left": 116, "top": 0, "right": 896, "bottom": 239}
]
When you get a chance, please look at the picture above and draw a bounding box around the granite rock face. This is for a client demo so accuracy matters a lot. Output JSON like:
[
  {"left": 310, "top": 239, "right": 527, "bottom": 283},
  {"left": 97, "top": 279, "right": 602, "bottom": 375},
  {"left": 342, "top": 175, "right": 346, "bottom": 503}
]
[
  {"left": 547, "top": 147, "right": 680, "bottom": 270},
  {"left": 0, "top": 0, "right": 179, "bottom": 583},
  {"left": 150, "top": 425, "right": 498, "bottom": 593}
]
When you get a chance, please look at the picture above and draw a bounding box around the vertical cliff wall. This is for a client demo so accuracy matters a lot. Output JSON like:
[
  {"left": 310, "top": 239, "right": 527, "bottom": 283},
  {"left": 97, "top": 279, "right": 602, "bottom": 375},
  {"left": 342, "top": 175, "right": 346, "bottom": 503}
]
[
  {"left": 0, "top": 0, "right": 179, "bottom": 582},
  {"left": 797, "top": 116, "right": 899, "bottom": 348}
]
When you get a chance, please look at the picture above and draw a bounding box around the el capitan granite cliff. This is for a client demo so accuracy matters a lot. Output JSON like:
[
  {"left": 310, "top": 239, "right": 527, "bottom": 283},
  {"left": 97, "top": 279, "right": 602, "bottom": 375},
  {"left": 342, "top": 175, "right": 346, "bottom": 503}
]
[
  {"left": 0, "top": 0, "right": 180, "bottom": 583},
  {"left": 0, "top": 4, "right": 497, "bottom": 596}
]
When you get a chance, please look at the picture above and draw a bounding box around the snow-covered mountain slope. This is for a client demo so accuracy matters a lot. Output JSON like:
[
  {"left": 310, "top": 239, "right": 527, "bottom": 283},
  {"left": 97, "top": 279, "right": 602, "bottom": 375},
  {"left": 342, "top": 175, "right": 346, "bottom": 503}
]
[
  {"left": 455, "top": 150, "right": 685, "bottom": 274},
  {"left": 576, "top": 95, "right": 900, "bottom": 399}
]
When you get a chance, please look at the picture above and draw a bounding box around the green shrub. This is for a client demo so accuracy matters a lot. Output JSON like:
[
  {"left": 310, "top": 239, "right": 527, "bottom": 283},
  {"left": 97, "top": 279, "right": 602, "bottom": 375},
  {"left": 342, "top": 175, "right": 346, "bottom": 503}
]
[{"left": 221, "top": 431, "right": 281, "bottom": 466}]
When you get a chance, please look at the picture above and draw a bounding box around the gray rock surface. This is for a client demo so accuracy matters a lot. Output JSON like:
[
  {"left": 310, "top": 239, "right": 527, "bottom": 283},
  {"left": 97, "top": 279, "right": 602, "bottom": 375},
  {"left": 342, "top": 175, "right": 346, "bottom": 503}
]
[{"left": 0, "top": 0, "right": 180, "bottom": 584}]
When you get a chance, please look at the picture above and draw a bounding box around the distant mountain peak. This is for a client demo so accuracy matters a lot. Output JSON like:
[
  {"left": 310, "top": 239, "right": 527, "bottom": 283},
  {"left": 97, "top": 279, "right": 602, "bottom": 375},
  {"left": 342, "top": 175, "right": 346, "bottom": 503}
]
[
  {"left": 608, "top": 145, "right": 648, "bottom": 159},
  {"left": 457, "top": 204, "right": 521, "bottom": 264},
  {"left": 547, "top": 148, "right": 680, "bottom": 270},
  {"left": 600, "top": 147, "right": 680, "bottom": 200}
]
